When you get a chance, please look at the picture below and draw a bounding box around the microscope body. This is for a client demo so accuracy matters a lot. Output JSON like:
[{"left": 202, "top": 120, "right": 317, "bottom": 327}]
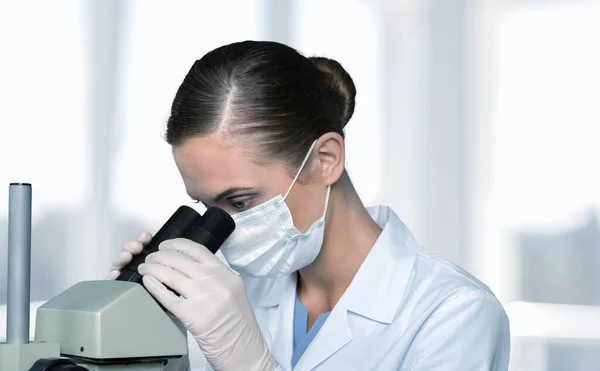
[
  {"left": 1, "top": 184, "right": 235, "bottom": 371},
  {"left": 32, "top": 280, "right": 189, "bottom": 371}
]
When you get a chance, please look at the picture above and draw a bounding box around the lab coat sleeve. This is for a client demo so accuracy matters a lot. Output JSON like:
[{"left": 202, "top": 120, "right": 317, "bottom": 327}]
[{"left": 402, "top": 289, "right": 510, "bottom": 371}]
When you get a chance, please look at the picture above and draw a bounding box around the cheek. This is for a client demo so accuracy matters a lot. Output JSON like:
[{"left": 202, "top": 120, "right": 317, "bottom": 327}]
[{"left": 286, "top": 184, "right": 325, "bottom": 233}]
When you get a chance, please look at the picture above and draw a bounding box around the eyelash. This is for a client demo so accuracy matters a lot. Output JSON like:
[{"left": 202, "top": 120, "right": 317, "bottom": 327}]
[
  {"left": 231, "top": 199, "right": 252, "bottom": 210},
  {"left": 191, "top": 197, "right": 253, "bottom": 210}
]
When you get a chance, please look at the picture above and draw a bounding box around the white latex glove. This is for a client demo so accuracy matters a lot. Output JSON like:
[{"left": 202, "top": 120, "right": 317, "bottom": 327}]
[
  {"left": 105, "top": 232, "right": 153, "bottom": 280},
  {"left": 137, "top": 238, "right": 279, "bottom": 371}
]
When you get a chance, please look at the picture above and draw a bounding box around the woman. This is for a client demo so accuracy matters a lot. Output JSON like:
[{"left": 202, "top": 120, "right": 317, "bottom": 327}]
[{"left": 107, "top": 41, "right": 510, "bottom": 370}]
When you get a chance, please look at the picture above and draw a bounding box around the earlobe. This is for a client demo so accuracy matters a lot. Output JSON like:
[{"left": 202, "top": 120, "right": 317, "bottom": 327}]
[{"left": 316, "top": 133, "right": 345, "bottom": 186}]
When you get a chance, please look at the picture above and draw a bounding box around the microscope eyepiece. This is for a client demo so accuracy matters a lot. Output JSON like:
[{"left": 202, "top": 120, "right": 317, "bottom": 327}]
[
  {"left": 116, "top": 206, "right": 235, "bottom": 287},
  {"left": 185, "top": 207, "right": 235, "bottom": 254},
  {"left": 116, "top": 206, "right": 201, "bottom": 284}
]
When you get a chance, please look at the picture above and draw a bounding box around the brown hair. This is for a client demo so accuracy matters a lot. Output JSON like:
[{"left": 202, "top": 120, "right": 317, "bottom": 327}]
[{"left": 165, "top": 40, "right": 356, "bottom": 171}]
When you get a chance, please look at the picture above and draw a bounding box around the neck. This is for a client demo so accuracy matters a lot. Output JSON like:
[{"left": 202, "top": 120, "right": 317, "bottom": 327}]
[{"left": 297, "top": 181, "right": 382, "bottom": 311}]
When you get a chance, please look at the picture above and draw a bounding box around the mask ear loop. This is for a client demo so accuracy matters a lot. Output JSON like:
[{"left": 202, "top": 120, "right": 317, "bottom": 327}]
[
  {"left": 283, "top": 140, "right": 317, "bottom": 201},
  {"left": 319, "top": 185, "right": 332, "bottom": 220}
]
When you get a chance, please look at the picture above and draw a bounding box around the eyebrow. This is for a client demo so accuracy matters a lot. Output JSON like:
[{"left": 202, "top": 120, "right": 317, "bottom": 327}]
[{"left": 188, "top": 187, "right": 255, "bottom": 203}]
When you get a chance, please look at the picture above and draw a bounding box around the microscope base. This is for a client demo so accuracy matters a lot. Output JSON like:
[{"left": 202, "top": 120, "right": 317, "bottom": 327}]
[
  {"left": 74, "top": 355, "right": 189, "bottom": 371},
  {"left": 0, "top": 342, "right": 60, "bottom": 371},
  {"left": 76, "top": 362, "right": 163, "bottom": 371}
]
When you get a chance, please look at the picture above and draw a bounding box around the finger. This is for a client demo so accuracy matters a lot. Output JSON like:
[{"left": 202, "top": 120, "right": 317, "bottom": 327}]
[
  {"left": 109, "top": 250, "right": 132, "bottom": 271},
  {"left": 142, "top": 275, "right": 184, "bottom": 313},
  {"left": 159, "top": 238, "right": 222, "bottom": 266},
  {"left": 123, "top": 239, "right": 144, "bottom": 255},
  {"left": 145, "top": 250, "right": 201, "bottom": 279},
  {"left": 147, "top": 250, "right": 228, "bottom": 283},
  {"left": 138, "top": 262, "right": 197, "bottom": 299},
  {"left": 105, "top": 270, "right": 120, "bottom": 280},
  {"left": 137, "top": 232, "right": 153, "bottom": 245}
]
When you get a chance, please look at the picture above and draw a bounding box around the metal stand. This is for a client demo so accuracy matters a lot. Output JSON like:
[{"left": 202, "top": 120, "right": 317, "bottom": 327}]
[
  {"left": 7, "top": 183, "right": 32, "bottom": 344},
  {"left": 1, "top": 183, "right": 60, "bottom": 371},
  {"left": 1, "top": 182, "right": 190, "bottom": 370}
]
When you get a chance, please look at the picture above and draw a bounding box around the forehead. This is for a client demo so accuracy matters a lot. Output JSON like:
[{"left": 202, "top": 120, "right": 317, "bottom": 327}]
[{"left": 172, "top": 135, "right": 287, "bottom": 199}]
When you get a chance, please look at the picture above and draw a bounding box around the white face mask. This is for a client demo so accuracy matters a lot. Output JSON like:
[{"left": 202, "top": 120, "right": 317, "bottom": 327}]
[{"left": 220, "top": 141, "right": 331, "bottom": 278}]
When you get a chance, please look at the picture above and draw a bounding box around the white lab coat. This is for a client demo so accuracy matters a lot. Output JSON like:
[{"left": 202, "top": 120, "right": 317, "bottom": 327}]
[{"left": 209, "top": 206, "right": 510, "bottom": 371}]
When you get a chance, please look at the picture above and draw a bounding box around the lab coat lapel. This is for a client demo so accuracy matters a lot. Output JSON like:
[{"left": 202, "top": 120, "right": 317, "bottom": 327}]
[
  {"left": 293, "top": 304, "right": 353, "bottom": 371},
  {"left": 295, "top": 206, "right": 417, "bottom": 370},
  {"left": 267, "top": 275, "right": 297, "bottom": 369},
  {"left": 256, "top": 206, "right": 415, "bottom": 370}
]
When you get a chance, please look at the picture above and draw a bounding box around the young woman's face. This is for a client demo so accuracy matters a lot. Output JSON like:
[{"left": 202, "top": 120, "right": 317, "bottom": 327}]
[{"left": 172, "top": 134, "right": 328, "bottom": 233}]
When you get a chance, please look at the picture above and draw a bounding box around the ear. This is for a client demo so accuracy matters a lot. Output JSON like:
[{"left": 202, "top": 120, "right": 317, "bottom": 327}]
[{"left": 314, "top": 132, "right": 345, "bottom": 186}]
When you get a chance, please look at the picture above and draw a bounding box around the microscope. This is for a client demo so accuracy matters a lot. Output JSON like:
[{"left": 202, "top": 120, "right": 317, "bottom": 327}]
[{"left": 0, "top": 183, "right": 235, "bottom": 370}]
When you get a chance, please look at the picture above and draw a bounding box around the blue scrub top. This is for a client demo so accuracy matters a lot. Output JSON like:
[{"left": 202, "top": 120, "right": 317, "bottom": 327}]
[{"left": 292, "top": 295, "right": 331, "bottom": 368}]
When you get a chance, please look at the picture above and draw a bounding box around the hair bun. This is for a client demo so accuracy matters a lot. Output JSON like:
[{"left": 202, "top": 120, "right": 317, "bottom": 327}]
[{"left": 309, "top": 57, "right": 356, "bottom": 130}]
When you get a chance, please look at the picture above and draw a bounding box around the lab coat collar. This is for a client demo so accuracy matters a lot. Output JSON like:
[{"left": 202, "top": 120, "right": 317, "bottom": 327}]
[
  {"left": 341, "top": 206, "right": 417, "bottom": 323},
  {"left": 252, "top": 206, "right": 417, "bottom": 324}
]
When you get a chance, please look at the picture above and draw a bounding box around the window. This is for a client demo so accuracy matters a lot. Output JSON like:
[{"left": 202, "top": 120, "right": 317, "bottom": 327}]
[
  {"left": 0, "top": 0, "right": 86, "bottom": 305},
  {"left": 290, "top": 0, "right": 383, "bottom": 204},
  {"left": 488, "top": 2, "right": 600, "bottom": 369},
  {"left": 113, "top": 0, "right": 263, "bottom": 226}
]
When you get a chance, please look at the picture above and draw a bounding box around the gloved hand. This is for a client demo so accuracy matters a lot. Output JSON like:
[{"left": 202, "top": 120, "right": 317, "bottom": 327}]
[
  {"left": 105, "top": 232, "right": 153, "bottom": 280},
  {"left": 138, "top": 238, "right": 279, "bottom": 371}
]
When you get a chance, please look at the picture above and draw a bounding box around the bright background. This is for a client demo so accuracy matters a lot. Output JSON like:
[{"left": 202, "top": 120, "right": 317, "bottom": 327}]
[{"left": 1, "top": 0, "right": 600, "bottom": 369}]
